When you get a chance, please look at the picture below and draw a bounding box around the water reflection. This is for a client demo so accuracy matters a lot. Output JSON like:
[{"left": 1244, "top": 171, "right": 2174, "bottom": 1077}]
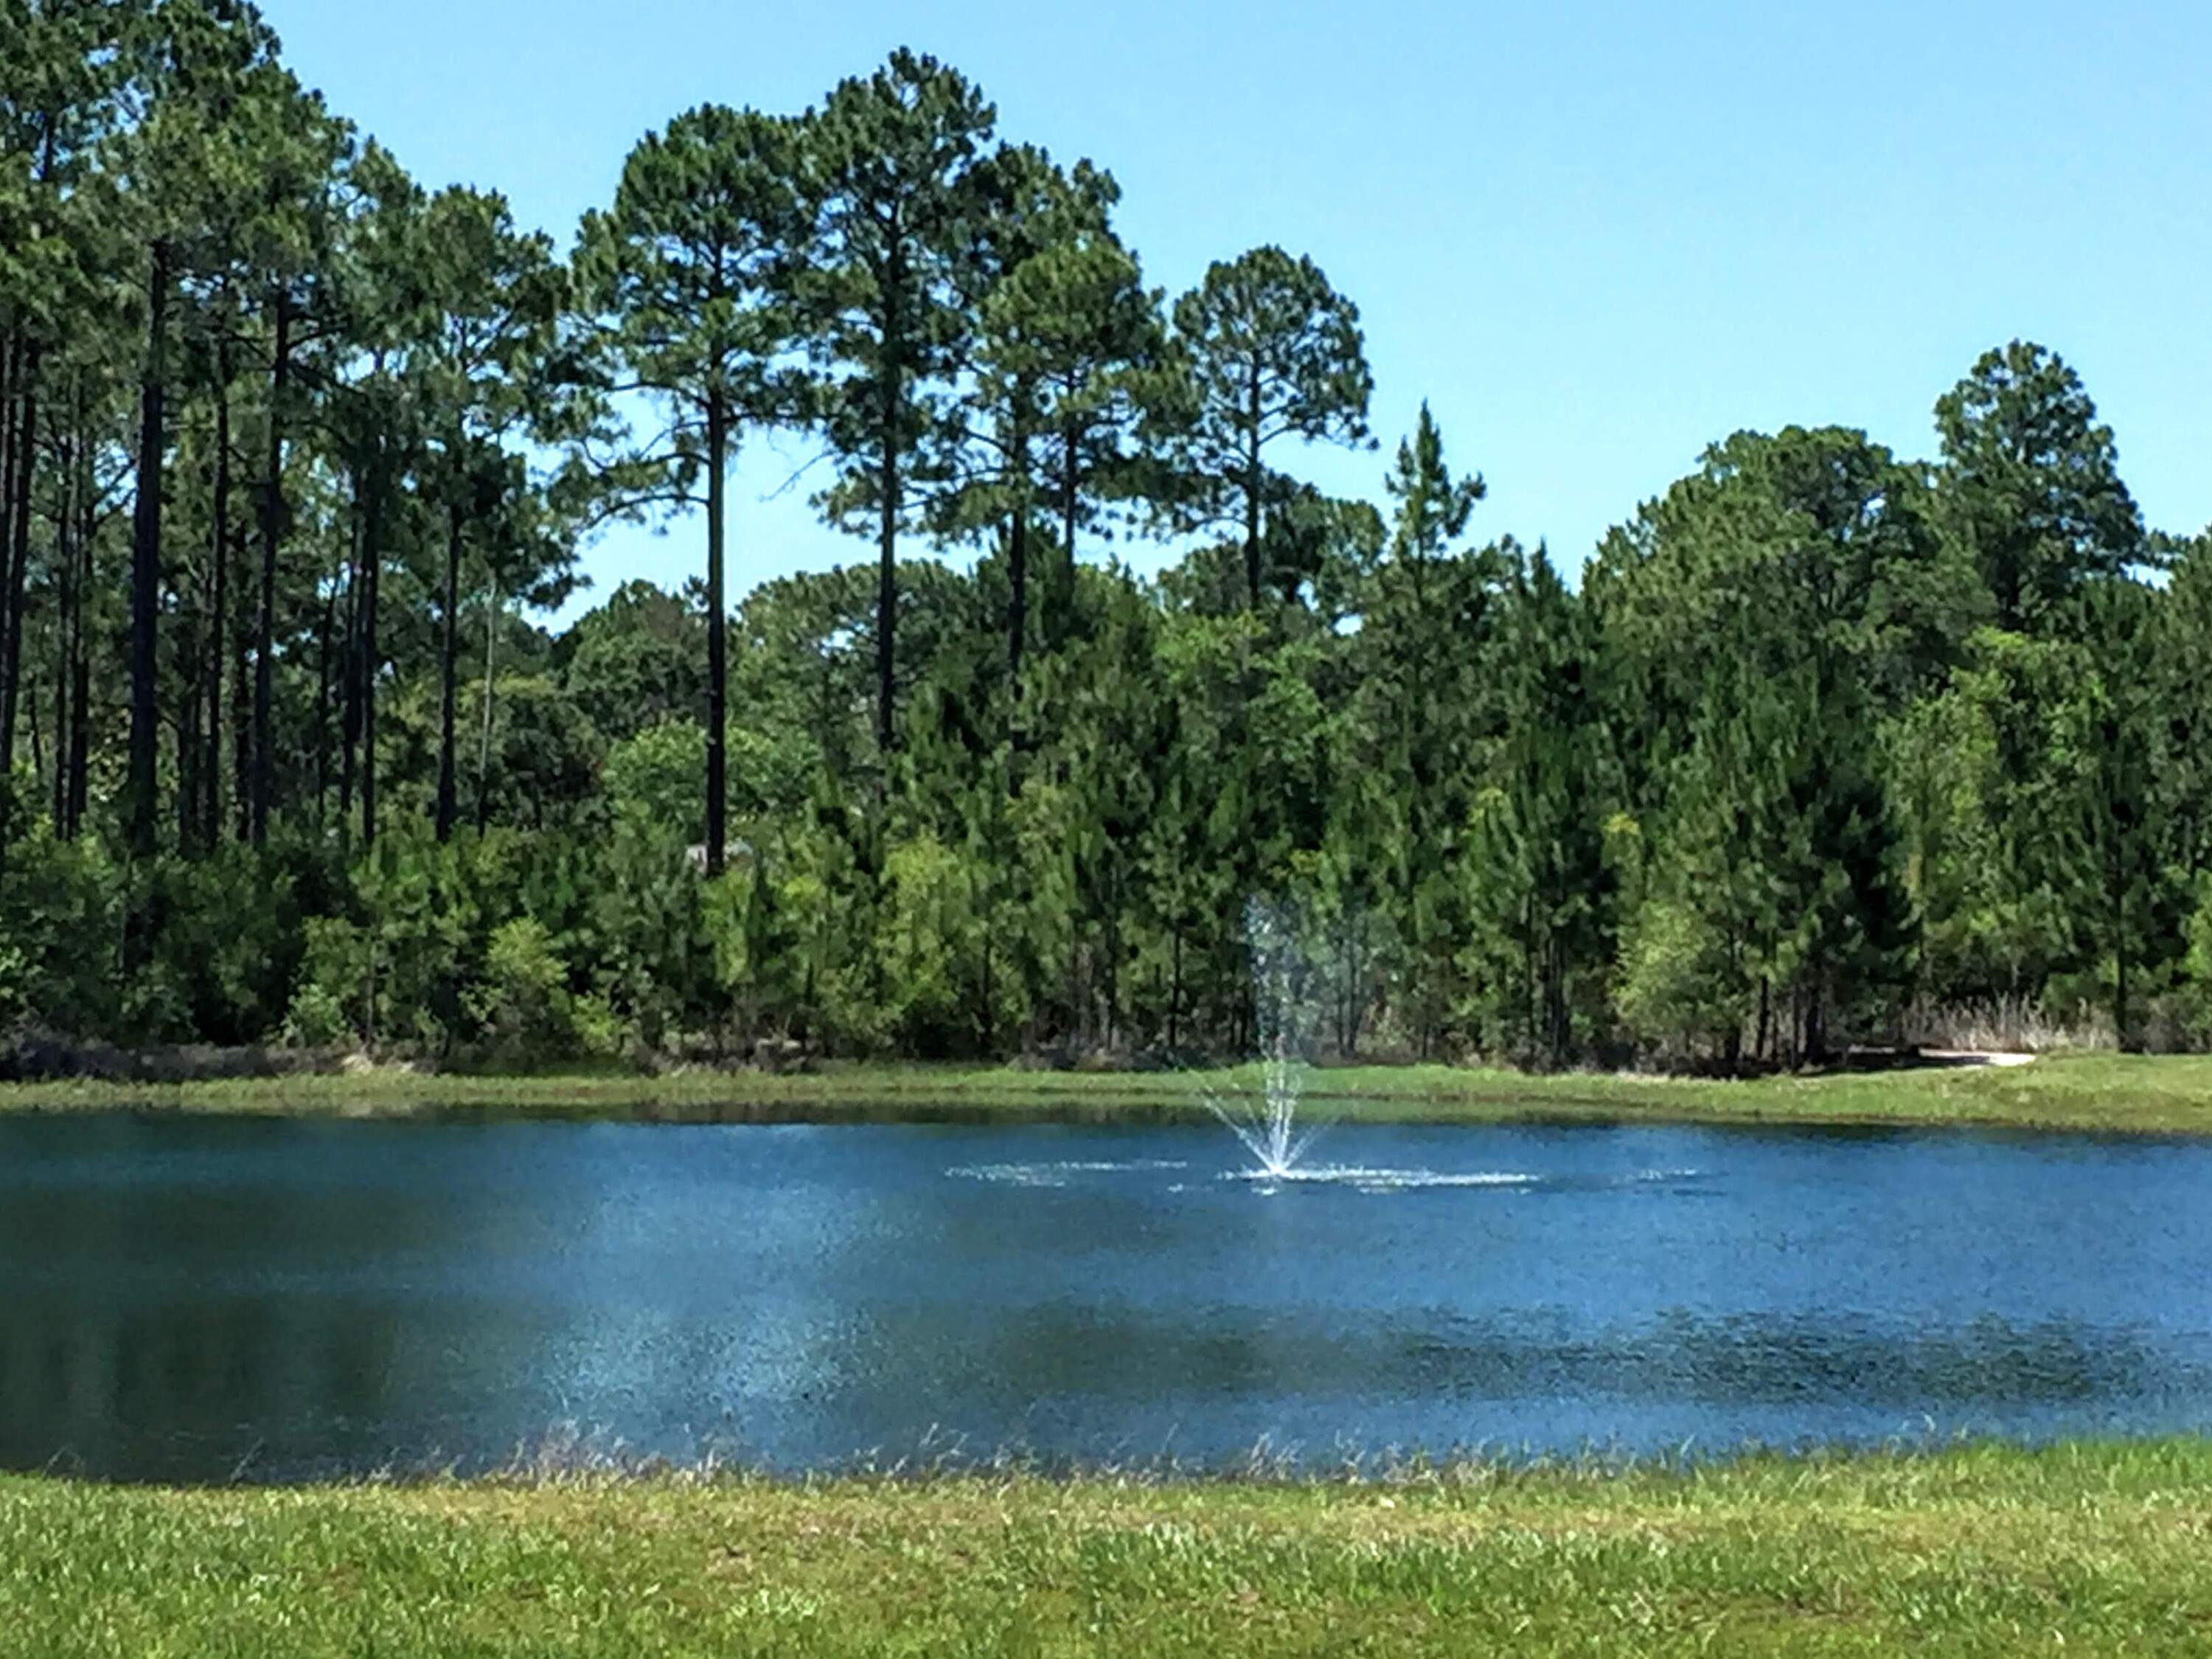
[{"left": 0, "top": 1115, "right": 2208, "bottom": 1480}]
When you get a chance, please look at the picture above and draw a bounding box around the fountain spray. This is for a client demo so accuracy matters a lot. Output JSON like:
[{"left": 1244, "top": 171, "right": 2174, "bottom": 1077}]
[{"left": 1204, "top": 898, "right": 1326, "bottom": 1178}]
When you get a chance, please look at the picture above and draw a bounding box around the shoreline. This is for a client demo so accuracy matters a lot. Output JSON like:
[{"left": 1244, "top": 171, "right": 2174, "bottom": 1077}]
[{"left": 0, "top": 1051, "right": 2208, "bottom": 1135}]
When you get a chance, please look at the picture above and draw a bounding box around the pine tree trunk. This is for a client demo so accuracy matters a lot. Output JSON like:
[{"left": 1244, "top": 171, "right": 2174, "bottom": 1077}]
[
  {"left": 1007, "top": 395, "right": 1030, "bottom": 684},
  {"left": 1523, "top": 900, "right": 1538, "bottom": 1060},
  {"left": 1104, "top": 898, "right": 1121, "bottom": 1052},
  {"left": 176, "top": 594, "right": 199, "bottom": 856},
  {"left": 23, "top": 681, "right": 38, "bottom": 800},
  {"left": 232, "top": 616, "right": 251, "bottom": 841},
  {"left": 359, "top": 446, "right": 382, "bottom": 849},
  {"left": 49, "top": 425, "right": 72, "bottom": 834},
  {"left": 1055, "top": 415, "right": 1080, "bottom": 655},
  {"left": 337, "top": 479, "right": 361, "bottom": 829},
  {"left": 0, "top": 340, "right": 15, "bottom": 631},
  {"left": 2112, "top": 854, "right": 2132, "bottom": 1054},
  {"left": 876, "top": 395, "right": 900, "bottom": 761},
  {"left": 65, "top": 411, "right": 89, "bottom": 838},
  {"left": 1244, "top": 367, "right": 1263, "bottom": 608},
  {"left": 66, "top": 643, "right": 86, "bottom": 838},
  {"left": 251, "top": 294, "right": 289, "bottom": 846},
  {"left": 435, "top": 499, "right": 462, "bottom": 841},
  {"left": 704, "top": 389, "right": 728, "bottom": 875},
  {"left": 128, "top": 243, "right": 171, "bottom": 859},
  {"left": 476, "top": 577, "right": 498, "bottom": 833},
  {"left": 980, "top": 908, "right": 995, "bottom": 1055},
  {"left": 0, "top": 340, "right": 35, "bottom": 854},
  {"left": 204, "top": 346, "right": 231, "bottom": 850},
  {"left": 313, "top": 581, "right": 335, "bottom": 824},
  {"left": 1169, "top": 922, "right": 1183, "bottom": 1053},
  {"left": 875, "top": 265, "right": 902, "bottom": 762}
]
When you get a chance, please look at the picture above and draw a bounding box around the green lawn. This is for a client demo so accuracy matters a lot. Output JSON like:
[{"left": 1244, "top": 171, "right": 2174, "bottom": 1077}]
[
  {"left": 2, "top": 1051, "right": 2211, "bottom": 1135},
  {"left": 4, "top": 1441, "right": 2211, "bottom": 1655}
]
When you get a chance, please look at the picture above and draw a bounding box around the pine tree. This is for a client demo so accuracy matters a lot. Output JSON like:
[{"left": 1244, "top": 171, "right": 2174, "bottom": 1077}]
[
  {"left": 571, "top": 104, "right": 807, "bottom": 874},
  {"left": 800, "top": 50, "right": 998, "bottom": 762},
  {"left": 1467, "top": 547, "right": 1612, "bottom": 1065},
  {"left": 1167, "top": 246, "right": 1372, "bottom": 611},
  {"left": 411, "top": 187, "right": 563, "bottom": 841},
  {"left": 1935, "top": 341, "right": 2145, "bottom": 636}
]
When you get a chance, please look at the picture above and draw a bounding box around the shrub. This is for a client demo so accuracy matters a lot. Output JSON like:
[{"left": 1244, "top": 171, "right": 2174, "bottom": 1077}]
[
  {"left": 568, "top": 992, "right": 628, "bottom": 1059},
  {"left": 467, "top": 917, "right": 572, "bottom": 1056},
  {"left": 280, "top": 984, "right": 355, "bottom": 1050}
]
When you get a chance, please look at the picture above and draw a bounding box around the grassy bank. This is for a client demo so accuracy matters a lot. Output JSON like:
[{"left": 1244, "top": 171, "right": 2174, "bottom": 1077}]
[
  {"left": 0, "top": 1051, "right": 2209, "bottom": 1135},
  {"left": 5, "top": 1440, "right": 2212, "bottom": 1655}
]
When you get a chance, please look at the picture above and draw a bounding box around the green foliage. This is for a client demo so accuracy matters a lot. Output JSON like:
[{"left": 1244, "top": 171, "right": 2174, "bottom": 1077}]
[
  {"left": 466, "top": 916, "right": 572, "bottom": 1056},
  {"left": 279, "top": 981, "right": 351, "bottom": 1049},
  {"left": 603, "top": 717, "right": 706, "bottom": 838},
  {"left": 2180, "top": 879, "right": 2212, "bottom": 1046},
  {"left": 559, "top": 581, "right": 703, "bottom": 742},
  {"left": 0, "top": 823, "right": 122, "bottom": 1038},
  {"left": 1, "top": 17, "right": 2205, "bottom": 1074},
  {"left": 134, "top": 844, "right": 317, "bottom": 1043},
  {"left": 1167, "top": 246, "right": 1374, "bottom": 608},
  {"left": 1463, "top": 549, "right": 1613, "bottom": 1063},
  {"left": 1935, "top": 341, "right": 2144, "bottom": 634}
]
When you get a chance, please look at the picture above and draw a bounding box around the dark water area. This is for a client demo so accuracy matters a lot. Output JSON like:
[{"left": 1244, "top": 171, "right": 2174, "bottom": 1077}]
[{"left": 2, "top": 1114, "right": 2210, "bottom": 1483}]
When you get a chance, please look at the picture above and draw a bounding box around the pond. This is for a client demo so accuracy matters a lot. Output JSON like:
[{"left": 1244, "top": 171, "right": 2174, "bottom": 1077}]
[{"left": 2, "top": 1113, "right": 2210, "bottom": 1482}]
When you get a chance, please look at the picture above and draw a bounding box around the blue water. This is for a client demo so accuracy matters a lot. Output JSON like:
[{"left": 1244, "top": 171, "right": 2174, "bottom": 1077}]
[{"left": 1, "top": 1114, "right": 2209, "bottom": 1481}]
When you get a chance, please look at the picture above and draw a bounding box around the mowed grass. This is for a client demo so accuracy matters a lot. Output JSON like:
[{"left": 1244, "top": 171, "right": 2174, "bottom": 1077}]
[
  {"left": 1, "top": 1051, "right": 2211, "bottom": 1135},
  {"left": 7, "top": 1441, "right": 2212, "bottom": 1655}
]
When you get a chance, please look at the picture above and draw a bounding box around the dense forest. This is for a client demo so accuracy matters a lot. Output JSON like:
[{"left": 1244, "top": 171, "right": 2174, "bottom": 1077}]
[{"left": 1, "top": 1, "right": 2208, "bottom": 1071}]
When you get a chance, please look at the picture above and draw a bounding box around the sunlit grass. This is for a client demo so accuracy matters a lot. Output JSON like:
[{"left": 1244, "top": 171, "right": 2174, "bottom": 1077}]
[
  {"left": 1, "top": 1051, "right": 2209, "bottom": 1135},
  {"left": 4, "top": 1439, "right": 2211, "bottom": 1654}
]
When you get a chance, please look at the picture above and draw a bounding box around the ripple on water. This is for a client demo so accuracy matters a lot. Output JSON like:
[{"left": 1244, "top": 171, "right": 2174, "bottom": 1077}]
[
  {"left": 1222, "top": 1166, "right": 1710, "bottom": 1194},
  {"left": 947, "top": 1159, "right": 1193, "bottom": 1187},
  {"left": 945, "top": 1161, "right": 1709, "bottom": 1195}
]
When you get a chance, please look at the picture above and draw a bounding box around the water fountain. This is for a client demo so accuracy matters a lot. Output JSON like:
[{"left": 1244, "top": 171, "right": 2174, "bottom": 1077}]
[
  {"left": 1200, "top": 898, "right": 1585, "bottom": 1194},
  {"left": 1204, "top": 899, "right": 1326, "bottom": 1179},
  {"left": 953, "top": 892, "right": 1696, "bottom": 1200},
  {"left": 1204, "top": 1044, "right": 1324, "bottom": 1180}
]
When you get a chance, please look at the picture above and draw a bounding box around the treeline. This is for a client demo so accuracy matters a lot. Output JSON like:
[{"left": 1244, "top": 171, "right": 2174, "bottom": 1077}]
[{"left": 1, "top": 1, "right": 2209, "bottom": 1069}]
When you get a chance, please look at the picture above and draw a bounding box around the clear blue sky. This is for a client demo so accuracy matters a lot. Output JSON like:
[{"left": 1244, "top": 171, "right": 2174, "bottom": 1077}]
[{"left": 260, "top": 0, "right": 2212, "bottom": 622}]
